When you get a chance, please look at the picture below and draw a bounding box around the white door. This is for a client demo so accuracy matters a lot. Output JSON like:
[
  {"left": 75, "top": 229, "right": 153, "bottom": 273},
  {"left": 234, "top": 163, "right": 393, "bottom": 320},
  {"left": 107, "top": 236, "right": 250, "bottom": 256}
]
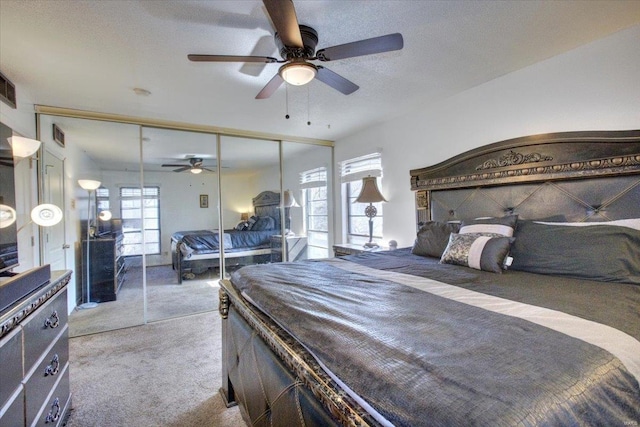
[{"left": 42, "top": 150, "right": 66, "bottom": 270}]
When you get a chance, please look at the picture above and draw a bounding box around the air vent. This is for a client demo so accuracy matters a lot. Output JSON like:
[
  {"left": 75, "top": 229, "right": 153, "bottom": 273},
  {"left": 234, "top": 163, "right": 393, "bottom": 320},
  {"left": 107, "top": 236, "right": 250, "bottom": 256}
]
[{"left": 0, "top": 71, "right": 16, "bottom": 109}]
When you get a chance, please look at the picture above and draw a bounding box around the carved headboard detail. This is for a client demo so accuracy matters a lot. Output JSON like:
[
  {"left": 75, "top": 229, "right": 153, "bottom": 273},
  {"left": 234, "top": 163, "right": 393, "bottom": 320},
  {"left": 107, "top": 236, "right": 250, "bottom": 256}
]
[
  {"left": 252, "top": 190, "right": 289, "bottom": 231},
  {"left": 410, "top": 130, "right": 640, "bottom": 226}
]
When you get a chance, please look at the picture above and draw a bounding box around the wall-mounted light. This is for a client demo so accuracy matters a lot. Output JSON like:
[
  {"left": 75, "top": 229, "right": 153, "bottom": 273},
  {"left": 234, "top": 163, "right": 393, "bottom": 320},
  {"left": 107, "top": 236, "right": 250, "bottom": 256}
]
[
  {"left": 0, "top": 204, "right": 17, "bottom": 228},
  {"left": 7, "top": 136, "right": 41, "bottom": 160}
]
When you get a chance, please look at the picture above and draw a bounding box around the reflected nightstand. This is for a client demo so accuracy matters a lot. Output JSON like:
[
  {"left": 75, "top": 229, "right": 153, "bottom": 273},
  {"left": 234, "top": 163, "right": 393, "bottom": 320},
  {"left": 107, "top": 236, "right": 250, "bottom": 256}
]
[{"left": 332, "top": 243, "right": 388, "bottom": 257}]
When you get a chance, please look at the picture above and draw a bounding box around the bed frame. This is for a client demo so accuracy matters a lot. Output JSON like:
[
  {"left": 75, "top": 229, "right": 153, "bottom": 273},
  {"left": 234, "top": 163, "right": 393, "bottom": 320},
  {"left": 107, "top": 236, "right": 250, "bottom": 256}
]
[
  {"left": 173, "top": 190, "right": 287, "bottom": 283},
  {"left": 219, "top": 130, "right": 640, "bottom": 426}
]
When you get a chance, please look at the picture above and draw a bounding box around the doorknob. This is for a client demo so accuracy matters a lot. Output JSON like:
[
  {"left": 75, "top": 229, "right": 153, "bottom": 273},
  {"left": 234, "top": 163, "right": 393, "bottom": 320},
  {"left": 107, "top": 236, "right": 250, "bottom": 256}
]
[{"left": 62, "top": 244, "right": 70, "bottom": 249}]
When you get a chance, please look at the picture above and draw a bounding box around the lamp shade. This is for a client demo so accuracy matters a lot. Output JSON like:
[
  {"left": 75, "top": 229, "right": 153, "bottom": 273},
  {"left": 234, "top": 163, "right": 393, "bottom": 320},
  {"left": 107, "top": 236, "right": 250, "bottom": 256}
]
[
  {"left": 7, "top": 136, "right": 41, "bottom": 158},
  {"left": 354, "top": 176, "right": 387, "bottom": 204},
  {"left": 31, "top": 204, "right": 63, "bottom": 227},
  {"left": 279, "top": 61, "right": 317, "bottom": 86},
  {"left": 240, "top": 212, "right": 249, "bottom": 221},
  {"left": 283, "top": 190, "right": 300, "bottom": 208},
  {"left": 0, "top": 204, "right": 17, "bottom": 228},
  {"left": 78, "top": 179, "right": 101, "bottom": 190}
]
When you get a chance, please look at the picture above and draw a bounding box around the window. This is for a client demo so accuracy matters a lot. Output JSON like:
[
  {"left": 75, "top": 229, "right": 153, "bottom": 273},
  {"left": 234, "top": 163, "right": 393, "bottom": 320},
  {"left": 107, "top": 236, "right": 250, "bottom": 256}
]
[
  {"left": 300, "top": 167, "right": 328, "bottom": 258},
  {"left": 120, "top": 186, "right": 160, "bottom": 256},
  {"left": 340, "top": 153, "right": 383, "bottom": 244}
]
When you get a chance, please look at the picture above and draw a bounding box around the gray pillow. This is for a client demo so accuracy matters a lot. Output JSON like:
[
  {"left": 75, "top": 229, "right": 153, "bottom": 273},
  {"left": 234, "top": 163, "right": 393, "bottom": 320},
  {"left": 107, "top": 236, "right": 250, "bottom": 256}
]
[
  {"left": 510, "top": 220, "right": 640, "bottom": 284},
  {"left": 412, "top": 221, "right": 461, "bottom": 258},
  {"left": 440, "top": 232, "right": 513, "bottom": 273},
  {"left": 251, "top": 216, "right": 275, "bottom": 231}
]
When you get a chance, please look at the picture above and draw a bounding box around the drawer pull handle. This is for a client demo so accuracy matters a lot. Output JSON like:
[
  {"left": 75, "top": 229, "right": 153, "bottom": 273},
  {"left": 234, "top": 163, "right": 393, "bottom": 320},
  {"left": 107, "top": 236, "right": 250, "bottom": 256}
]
[
  {"left": 44, "top": 311, "right": 60, "bottom": 329},
  {"left": 45, "top": 397, "right": 60, "bottom": 423},
  {"left": 45, "top": 354, "right": 60, "bottom": 376}
]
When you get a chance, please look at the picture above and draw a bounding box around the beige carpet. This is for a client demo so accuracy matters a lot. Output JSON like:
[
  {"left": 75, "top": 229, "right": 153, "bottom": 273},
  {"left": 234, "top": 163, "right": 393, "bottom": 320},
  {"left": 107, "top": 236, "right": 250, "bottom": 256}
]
[
  {"left": 69, "top": 264, "right": 219, "bottom": 337},
  {"left": 66, "top": 310, "right": 246, "bottom": 427}
]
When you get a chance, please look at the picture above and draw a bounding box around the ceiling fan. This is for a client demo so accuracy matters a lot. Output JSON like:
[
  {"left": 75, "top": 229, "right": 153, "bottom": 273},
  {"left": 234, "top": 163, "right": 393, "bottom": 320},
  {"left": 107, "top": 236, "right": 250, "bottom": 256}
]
[
  {"left": 188, "top": 0, "right": 404, "bottom": 99},
  {"left": 161, "top": 158, "right": 217, "bottom": 174}
]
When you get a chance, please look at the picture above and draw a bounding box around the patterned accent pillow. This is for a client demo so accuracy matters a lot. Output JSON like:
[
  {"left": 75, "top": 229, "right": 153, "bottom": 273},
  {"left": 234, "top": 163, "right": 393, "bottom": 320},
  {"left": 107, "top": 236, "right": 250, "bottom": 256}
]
[
  {"left": 459, "top": 214, "right": 518, "bottom": 237},
  {"left": 440, "top": 233, "right": 513, "bottom": 273}
]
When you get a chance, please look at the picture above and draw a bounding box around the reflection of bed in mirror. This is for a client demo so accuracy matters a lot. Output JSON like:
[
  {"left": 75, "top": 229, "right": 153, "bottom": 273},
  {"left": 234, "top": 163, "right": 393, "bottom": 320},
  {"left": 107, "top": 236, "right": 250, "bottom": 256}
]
[
  {"left": 219, "top": 130, "right": 640, "bottom": 426},
  {"left": 171, "top": 191, "right": 286, "bottom": 283}
]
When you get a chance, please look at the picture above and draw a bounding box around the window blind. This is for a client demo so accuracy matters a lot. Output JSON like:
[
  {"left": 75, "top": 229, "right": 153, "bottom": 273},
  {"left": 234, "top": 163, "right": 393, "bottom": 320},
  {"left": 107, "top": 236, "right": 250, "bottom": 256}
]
[
  {"left": 300, "top": 166, "right": 327, "bottom": 189},
  {"left": 339, "top": 152, "right": 382, "bottom": 183}
]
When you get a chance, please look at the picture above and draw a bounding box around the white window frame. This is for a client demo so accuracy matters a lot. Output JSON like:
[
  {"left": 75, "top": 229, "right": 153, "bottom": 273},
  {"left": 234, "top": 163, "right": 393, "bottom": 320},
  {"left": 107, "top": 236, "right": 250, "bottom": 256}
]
[
  {"left": 119, "top": 186, "right": 160, "bottom": 256},
  {"left": 300, "top": 167, "right": 328, "bottom": 258},
  {"left": 339, "top": 153, "right": 383, "bottom": 244}
]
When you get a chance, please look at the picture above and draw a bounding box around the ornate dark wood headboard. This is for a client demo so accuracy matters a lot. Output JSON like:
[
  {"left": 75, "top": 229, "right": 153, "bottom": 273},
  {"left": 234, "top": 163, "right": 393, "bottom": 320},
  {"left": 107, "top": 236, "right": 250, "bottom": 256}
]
[
  {"left": 252, "top": 190, "right": 289, "bottom": 231},
  {"left": 410, "top": 130, "right": 640, "bottom": 226}
]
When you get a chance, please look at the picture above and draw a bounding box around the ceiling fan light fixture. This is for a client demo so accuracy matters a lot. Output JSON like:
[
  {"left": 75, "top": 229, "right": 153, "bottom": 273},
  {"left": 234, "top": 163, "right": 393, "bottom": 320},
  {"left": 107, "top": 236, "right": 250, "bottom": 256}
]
[
  {"left": 190, "top": 167, "right": 203, "bottom": 174},
  {"left": 279, "top": 61, "right": 317, "bottom": 86}
]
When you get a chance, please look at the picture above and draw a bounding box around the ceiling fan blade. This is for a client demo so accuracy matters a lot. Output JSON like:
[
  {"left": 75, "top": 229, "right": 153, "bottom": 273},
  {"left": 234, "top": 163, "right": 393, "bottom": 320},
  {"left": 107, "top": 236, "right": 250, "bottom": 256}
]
[
  {"left": 240, "top": 35, "right": 278, "bottom": 76},
  {"left": 172, "top": 167, "right": 190, "bottom": 173},
  {"left": 316, "top": 33, "right": 404, "bottom": 62},
  {"left": 161, "top": 163, "right": 189, "bottom": 167},
  {"left": 188, "top": 54, "right": 279, "bottom": 63},
  {"left": 202, "top": 167, "right": 216, "bottom": 172},
  {"left": 315, "top": 67, "right": 359, "bottom": 95},
  {"left": 255, "top": 73, "right": 284, "bottom": 99},
  {"left": 263, "top": 0, "right": 303, "bottom": 48}
]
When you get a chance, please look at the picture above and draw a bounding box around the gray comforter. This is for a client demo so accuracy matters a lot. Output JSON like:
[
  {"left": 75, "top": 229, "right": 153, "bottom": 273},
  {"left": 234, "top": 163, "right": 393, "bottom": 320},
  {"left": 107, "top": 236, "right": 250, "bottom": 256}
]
[{"left": 231, "top": 249, "right": 640, "bottom": 426}]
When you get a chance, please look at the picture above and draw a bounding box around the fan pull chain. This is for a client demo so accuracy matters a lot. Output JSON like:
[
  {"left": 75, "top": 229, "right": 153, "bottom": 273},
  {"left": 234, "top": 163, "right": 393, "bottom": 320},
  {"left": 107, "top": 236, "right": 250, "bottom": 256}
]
[
  {"left": 307, "top": 85, "right": 311, "bottom": 126},
  {"left": 285, "top": 83, "right": 290, "bottom": 119}
]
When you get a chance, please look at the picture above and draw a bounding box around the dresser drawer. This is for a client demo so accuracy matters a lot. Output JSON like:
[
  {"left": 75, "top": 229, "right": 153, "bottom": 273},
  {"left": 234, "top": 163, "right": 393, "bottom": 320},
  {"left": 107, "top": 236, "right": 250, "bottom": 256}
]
[
  {"left": 22, "top": 289, "right": 68, "bottom": 370},
  {"left": 0, "top": 386, "right": 24, "bottom": 427},
  {"left": 32, "top": 362, "right": 70, "bottom": 427},
  {"left": 0, "top": 326, "right": 22, "bottom": 407},
  {"left": 24, "top": 325, "right": 69, "bottom": 427}
]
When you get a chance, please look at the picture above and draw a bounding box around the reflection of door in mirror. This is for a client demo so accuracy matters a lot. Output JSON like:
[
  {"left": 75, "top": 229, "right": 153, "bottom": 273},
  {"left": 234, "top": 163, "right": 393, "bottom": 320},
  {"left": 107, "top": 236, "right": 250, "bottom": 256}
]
[
  {"left": 142, "top": 127, "right": 220, "bottom": 323},
  {"left": 41, "top": 116, "right": 146, "bottom": 337},
  {"left": 41, "top": 150, "right": 66, "bottom": 271}
]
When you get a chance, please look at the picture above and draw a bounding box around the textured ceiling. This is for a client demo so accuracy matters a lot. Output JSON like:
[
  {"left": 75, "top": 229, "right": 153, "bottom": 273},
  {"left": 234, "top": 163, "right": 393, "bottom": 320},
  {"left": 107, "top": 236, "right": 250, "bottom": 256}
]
[{"left": 1, "top": 0, "right": 640, "bottom": 167}]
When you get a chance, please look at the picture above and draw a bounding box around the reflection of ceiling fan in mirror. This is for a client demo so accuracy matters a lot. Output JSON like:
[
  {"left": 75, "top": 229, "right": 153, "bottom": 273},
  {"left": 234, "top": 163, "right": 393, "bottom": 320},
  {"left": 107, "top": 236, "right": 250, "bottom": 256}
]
[
  {"left": 188, "top": 0, "right": 403, "bottom": 99},
  {"left": 161, "top": 158, "right": 218, "bottom": 174}
]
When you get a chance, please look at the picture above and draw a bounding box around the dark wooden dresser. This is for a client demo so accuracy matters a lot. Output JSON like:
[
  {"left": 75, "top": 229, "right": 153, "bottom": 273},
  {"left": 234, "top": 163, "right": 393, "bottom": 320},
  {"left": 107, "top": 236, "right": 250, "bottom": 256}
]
[
  {"left": 0, "top": 268, "right": 72, "bottom": 427},
  {"left": 81, "top": 233, "right": 125, "bottom": 303}
]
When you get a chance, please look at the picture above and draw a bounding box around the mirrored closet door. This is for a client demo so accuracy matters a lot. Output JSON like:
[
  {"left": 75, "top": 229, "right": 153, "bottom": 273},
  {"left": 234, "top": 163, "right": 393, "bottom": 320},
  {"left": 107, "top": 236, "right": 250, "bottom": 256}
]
[{"left": 141, "top": 127, "right": 219, "bottom": 322}]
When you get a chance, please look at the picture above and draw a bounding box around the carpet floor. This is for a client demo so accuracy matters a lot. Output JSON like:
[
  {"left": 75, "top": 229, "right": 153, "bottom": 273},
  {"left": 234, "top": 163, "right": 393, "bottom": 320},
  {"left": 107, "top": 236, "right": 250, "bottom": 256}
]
[{"left": 66, "top": 310, "right": 246, "bottom": 427}]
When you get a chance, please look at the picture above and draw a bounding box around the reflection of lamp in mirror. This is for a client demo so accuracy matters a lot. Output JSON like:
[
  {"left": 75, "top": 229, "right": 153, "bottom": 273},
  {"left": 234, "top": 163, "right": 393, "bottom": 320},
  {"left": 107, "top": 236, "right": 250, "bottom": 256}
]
[
  {"left": 354, "top": 176, "right": 387, "bottom": 248},
  {"left": 78, "top": 179, "right": 101, "bottom": 309},
  {"left": 240, "top": 212, "right": 249, "bottom": 222},
  {"left": 98, "top": 210, "right": 112, "bottom": 221},
  {"left": 282, "top": 190, "right": 300, "bottom": 235},
  {"left": 3, "top": 203, "right": 63, "bottom": 232},
  {"left": 7, "top": 136, "right": 41, "bottom": 160}
]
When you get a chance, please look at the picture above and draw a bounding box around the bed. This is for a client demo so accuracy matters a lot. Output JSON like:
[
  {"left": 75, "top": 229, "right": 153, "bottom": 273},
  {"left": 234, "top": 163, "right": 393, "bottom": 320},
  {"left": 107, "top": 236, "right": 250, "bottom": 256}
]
[
  {"left": 218, "top": 130, "right": 640, "bottom": 426},
  {"left": 172, "top": 191, "right": 287, "bottom": 283}
]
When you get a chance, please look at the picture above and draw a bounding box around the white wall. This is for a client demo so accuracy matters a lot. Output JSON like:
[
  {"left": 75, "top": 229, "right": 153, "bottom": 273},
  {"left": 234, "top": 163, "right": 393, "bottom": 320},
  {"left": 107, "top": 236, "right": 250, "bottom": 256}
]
[{"left": 334, "top": 25, "right": 640, "bottom": 248}]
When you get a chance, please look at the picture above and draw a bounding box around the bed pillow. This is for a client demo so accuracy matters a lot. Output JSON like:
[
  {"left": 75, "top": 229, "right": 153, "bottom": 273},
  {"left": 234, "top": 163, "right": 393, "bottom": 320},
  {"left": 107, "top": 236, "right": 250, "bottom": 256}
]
[
  {"left": 440, "top": 232, "right": 513, "bottom": 273},
  {"left": 234, "top": 221, "right": 250, "bottom": 231},
  {"left": 459, "top": 214, "right": 518, "bottom": 237},
  {"left": 510, "top": 220, "right": 640, "bottom": 284},
  {"left": 412, "top": 221, "right": 461, "bottom": 258},
  {"left": 251, "top": 216, "right": 275, "bottom": 231}
]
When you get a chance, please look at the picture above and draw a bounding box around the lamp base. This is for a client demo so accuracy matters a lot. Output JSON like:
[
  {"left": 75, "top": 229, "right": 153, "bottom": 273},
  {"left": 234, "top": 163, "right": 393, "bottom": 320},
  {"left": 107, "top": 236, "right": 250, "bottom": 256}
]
[
  {"left": 78, "top": 302, "right": 98, "bottom": 310},
  {"left": 363, "top": 242, "right": 379, "bottom": 249}
]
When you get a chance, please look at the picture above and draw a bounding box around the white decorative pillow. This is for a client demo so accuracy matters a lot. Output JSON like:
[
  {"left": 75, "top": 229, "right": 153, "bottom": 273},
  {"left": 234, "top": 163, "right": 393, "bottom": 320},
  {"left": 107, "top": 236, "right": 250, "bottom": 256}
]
[
  {"left": 459, "top": 214, "right": 518, "bottom": 237},
  {"left": 440, "top": 233, "right": 513, "bottom": 273}
]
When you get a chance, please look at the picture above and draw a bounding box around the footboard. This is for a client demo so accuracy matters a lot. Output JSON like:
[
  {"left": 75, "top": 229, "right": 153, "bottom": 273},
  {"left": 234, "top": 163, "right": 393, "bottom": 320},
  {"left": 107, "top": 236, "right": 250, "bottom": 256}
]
[{"left": 218, "top": 280, "right": 379, "bottom": 427}]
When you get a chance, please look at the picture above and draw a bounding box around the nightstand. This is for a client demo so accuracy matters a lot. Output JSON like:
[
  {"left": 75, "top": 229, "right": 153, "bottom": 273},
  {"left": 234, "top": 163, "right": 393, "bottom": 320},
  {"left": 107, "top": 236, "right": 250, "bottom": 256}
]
[
  {"left": 270, "top": 235, "right": 308, "bottom": 262},
  {"left": 332, "top": 243, "right": 388, "bottom": 257}
]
